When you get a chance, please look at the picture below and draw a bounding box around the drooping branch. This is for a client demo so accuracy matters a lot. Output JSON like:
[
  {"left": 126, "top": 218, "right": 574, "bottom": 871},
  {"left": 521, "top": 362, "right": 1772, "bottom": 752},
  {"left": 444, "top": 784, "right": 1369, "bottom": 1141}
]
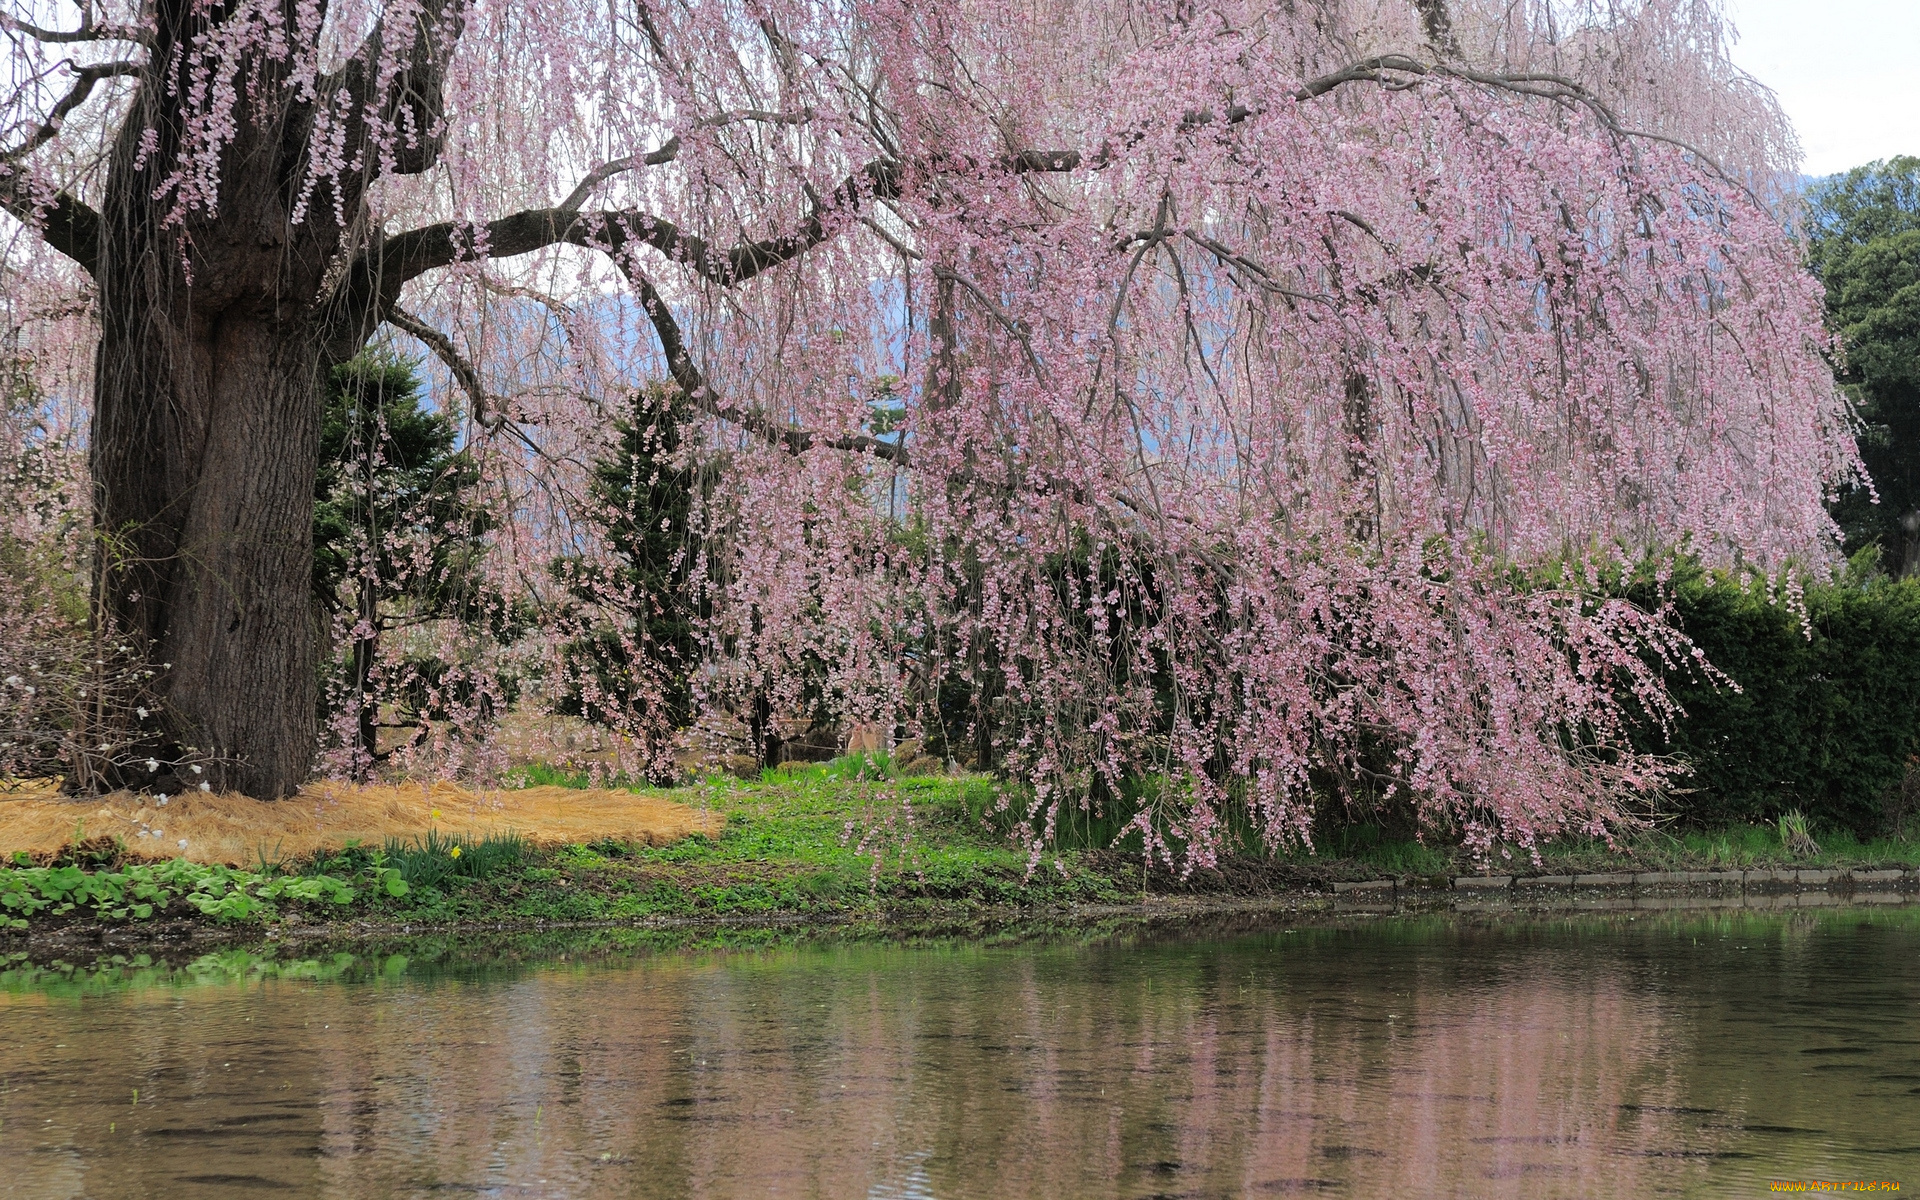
[
  {"left": 384, "top": 305, "right": 571, "bottom": 466},
  {"left": 1144, "top": 52, "right": 1732, "bottom": 193},
  {"left": 373, "top": 159, "right": 907, "bottom": 292},
  {"left": 370, "top": 48, "right": 1715, "bottom": 299},
  {"left": 331, "top": 34, "right": 1773, "bottom": 509},
  {"left": 371, "top": 147, "right": 1082, "bottom": 297},
  {"left": 316, "top": 0, "right": 465, "bottom": 180},
  {"left": 615, "top": 255, "right": 908, "bottom": 465},
  {"left": 385, "top": 304, "right": 489, "bottom": 424},
  {"left": 931, "top": 266, "right": 1047, "bottom": 385},
  {"left": 1176, "top": 231, "right": 1329, "bottom": 303},
  {"left": 1292, "top": 53, "right": 1743, "bottom": 183}
]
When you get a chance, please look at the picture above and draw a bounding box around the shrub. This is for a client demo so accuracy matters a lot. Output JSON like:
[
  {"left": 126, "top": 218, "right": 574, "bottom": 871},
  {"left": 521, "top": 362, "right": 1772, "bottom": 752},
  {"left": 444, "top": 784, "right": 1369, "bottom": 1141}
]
[{"left": 1628, "top": 562, "right": 1920, "bottom": 834}]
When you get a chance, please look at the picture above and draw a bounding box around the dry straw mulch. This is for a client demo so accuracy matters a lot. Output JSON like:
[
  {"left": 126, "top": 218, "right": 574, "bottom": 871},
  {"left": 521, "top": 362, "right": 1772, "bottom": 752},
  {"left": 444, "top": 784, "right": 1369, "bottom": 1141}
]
[{"left": 0, "top": 778, "right": 725, "bottom": 867}]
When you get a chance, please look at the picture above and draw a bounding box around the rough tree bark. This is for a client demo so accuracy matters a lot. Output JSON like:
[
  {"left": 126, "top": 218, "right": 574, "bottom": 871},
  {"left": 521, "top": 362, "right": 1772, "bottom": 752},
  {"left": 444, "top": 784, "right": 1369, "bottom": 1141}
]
[
  {"left": 6, "top": 0, "right": 459, "bottom": 797},
  {"left": 88, "top": 93, "right": 333, "bottom": 795}
]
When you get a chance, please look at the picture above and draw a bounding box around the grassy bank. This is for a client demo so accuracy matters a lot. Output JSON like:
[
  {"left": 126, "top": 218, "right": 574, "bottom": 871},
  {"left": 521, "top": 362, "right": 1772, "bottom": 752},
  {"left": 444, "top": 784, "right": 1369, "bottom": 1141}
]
[{"left": 7, "top": 755, "right": 1920, "bottom": 939}]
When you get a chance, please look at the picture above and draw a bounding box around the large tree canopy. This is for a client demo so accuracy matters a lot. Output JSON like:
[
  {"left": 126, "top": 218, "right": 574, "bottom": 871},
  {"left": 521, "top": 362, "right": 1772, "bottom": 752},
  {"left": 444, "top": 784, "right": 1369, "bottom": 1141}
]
[{"left": 0, "top": 0, "right": 1859, "bottom": 861}]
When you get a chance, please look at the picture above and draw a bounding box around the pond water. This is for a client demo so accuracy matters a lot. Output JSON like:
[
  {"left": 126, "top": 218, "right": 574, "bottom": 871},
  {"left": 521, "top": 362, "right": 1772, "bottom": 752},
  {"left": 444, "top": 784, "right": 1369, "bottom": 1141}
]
[{"left": 3, "top": 908, "right": 1918, "bottom": 1198}]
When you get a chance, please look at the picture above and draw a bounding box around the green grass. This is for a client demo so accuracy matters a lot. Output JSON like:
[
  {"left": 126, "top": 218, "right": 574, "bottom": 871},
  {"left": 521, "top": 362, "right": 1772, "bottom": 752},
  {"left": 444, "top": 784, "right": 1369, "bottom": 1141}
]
[
  {"left": 1300, "top": 824, "right": 1457, "bottom": 878},
  {"left": 9, "top": 758, "right": 1920, "bottom": 937},
  {"left": 394, "top": 757, "right": 1128, "bottom": 924},
  {"left": 1293, "top": 819, "right": 1920, "bottom": 879},
  {"left": 502, "top": 761, "right": 635, "bottom": 789}
]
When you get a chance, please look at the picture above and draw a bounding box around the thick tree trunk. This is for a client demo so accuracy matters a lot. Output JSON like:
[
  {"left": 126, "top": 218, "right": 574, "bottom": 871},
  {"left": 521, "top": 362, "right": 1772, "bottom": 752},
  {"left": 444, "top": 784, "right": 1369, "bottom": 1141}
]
[
  {"left": 30, "top": 0, "right": 459, "bottom": 798},
  {"left": 157, "top": 323, "right": 322, "bottom": 798},
  {"left": 87, "top": 56, "right": 343, "bottom": 800},
  {"left": 93, "top": 300, "right": 328, "bottom": 798}
]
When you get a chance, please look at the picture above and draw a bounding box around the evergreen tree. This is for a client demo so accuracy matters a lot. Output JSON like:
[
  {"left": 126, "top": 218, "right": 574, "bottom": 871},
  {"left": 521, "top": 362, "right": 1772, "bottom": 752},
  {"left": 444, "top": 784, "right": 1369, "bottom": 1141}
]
[
  {"left": 1808, "top": 157, "right": 1920, "bottom": 574},
  {"left": 314, "top": 354, "right": 489, "bottom": 770},
  {"left": 551, "top": 384, "right": 703, "bottom": 774}
]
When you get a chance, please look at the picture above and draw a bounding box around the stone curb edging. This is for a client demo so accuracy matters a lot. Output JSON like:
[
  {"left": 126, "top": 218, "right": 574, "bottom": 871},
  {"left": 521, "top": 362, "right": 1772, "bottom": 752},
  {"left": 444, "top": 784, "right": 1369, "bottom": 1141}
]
[{"left": 1329, "top": 868, "right": 1920, "bottom": 902}]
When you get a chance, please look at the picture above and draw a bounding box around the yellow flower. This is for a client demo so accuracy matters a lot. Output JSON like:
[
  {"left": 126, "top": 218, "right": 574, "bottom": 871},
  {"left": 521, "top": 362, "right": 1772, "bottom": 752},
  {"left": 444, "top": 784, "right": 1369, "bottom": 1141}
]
[
  {"left": 449, "top": 846, "right": 462, "bottom": 859},
  {"left": 430, "top": 809, "right": 441, "bottom": 820}
]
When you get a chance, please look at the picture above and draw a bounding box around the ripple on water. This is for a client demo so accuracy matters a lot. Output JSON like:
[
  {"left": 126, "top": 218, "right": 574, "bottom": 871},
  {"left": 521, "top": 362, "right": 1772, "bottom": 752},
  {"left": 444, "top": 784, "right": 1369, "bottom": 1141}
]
[{"left": 3, "top": 907, "right": 1919, "bottom": 1197}]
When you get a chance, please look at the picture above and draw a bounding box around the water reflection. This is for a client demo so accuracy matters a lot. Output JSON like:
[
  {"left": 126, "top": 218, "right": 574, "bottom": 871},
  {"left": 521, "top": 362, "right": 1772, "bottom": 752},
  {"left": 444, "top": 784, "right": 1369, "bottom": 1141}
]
[{"left": 3, "top": 911, "right": 1918, "bottom": 1197}]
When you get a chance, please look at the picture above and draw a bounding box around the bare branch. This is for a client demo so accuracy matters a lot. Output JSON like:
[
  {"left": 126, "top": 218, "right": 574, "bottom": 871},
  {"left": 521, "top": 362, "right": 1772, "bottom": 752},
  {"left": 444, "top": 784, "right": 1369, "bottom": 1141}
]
[
  {"left": 476, "top": 273, "right": 578, "bottom": 321},
  {"left": 0, "top": 12, "right": 150, "bottom": 45},
  {"left": 0, "top": 59, "right": 123, "bottom": 274},
  {"left": 2, "top": 60, "right": 142, "bottom": 161},
  {"left": 385, "top": 304, "right": 489, "bottom": 422},
  {"left": 859, "top": 213, "right": 921, "bottom": 261},
  {"left": 615, "top": 255, "right": 908, "bottom": 465},
  {"left": 551, "top": 153, "right": 662, "bottom": 215},
  {"left": 0, "top": 184, "right": 100, "bottom": 273},
  {"left": 554, "top": 109, "right": 812, "bottom": 212},
  {"left": 567, "top": 157, "right": 902, "bottom": 284}
]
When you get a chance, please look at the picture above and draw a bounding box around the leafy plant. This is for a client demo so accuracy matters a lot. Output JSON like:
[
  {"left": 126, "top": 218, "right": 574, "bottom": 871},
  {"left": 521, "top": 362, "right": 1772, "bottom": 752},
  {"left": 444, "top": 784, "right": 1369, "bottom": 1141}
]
[
  {"left": 1778, "top": 809, "right": 1822, "bottom": 859},
  {"left": 0, "top": 859, "right": 358, "bottom": 929},
  {"left": 381, "top": 829, "right": 527, "bottom": 892}
]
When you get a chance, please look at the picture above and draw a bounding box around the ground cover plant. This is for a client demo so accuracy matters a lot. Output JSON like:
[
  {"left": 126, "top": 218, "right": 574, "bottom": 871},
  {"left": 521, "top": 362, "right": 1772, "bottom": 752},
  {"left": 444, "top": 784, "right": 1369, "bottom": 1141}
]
[
  {"left": 0, "top": 760, "right": 1126, "bottom": 931},
  {"left": 0, "top": 825, "right": 537, "bottom": 930},
  {"left": 0, "top": 854, "right": 361, "bottom": 930},
  {"left": 0, "top": 0, "right": 1867, "bottom": 880},
  {"left": 9, "top": 755, "right": 1920, "bottom": 939}
]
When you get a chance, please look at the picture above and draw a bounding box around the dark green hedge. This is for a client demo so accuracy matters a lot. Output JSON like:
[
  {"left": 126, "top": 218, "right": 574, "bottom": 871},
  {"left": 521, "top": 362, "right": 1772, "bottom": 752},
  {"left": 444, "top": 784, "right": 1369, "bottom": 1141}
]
[{"left": 1629, "top": 566, "right": 1920, "bottom": 833}]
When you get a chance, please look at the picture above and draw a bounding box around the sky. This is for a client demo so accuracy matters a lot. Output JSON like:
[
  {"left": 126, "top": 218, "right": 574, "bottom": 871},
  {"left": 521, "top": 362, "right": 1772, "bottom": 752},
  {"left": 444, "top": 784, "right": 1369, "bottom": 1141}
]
[{"left": 1724, "top": 0, "right": 1920, "bottom": 176}]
